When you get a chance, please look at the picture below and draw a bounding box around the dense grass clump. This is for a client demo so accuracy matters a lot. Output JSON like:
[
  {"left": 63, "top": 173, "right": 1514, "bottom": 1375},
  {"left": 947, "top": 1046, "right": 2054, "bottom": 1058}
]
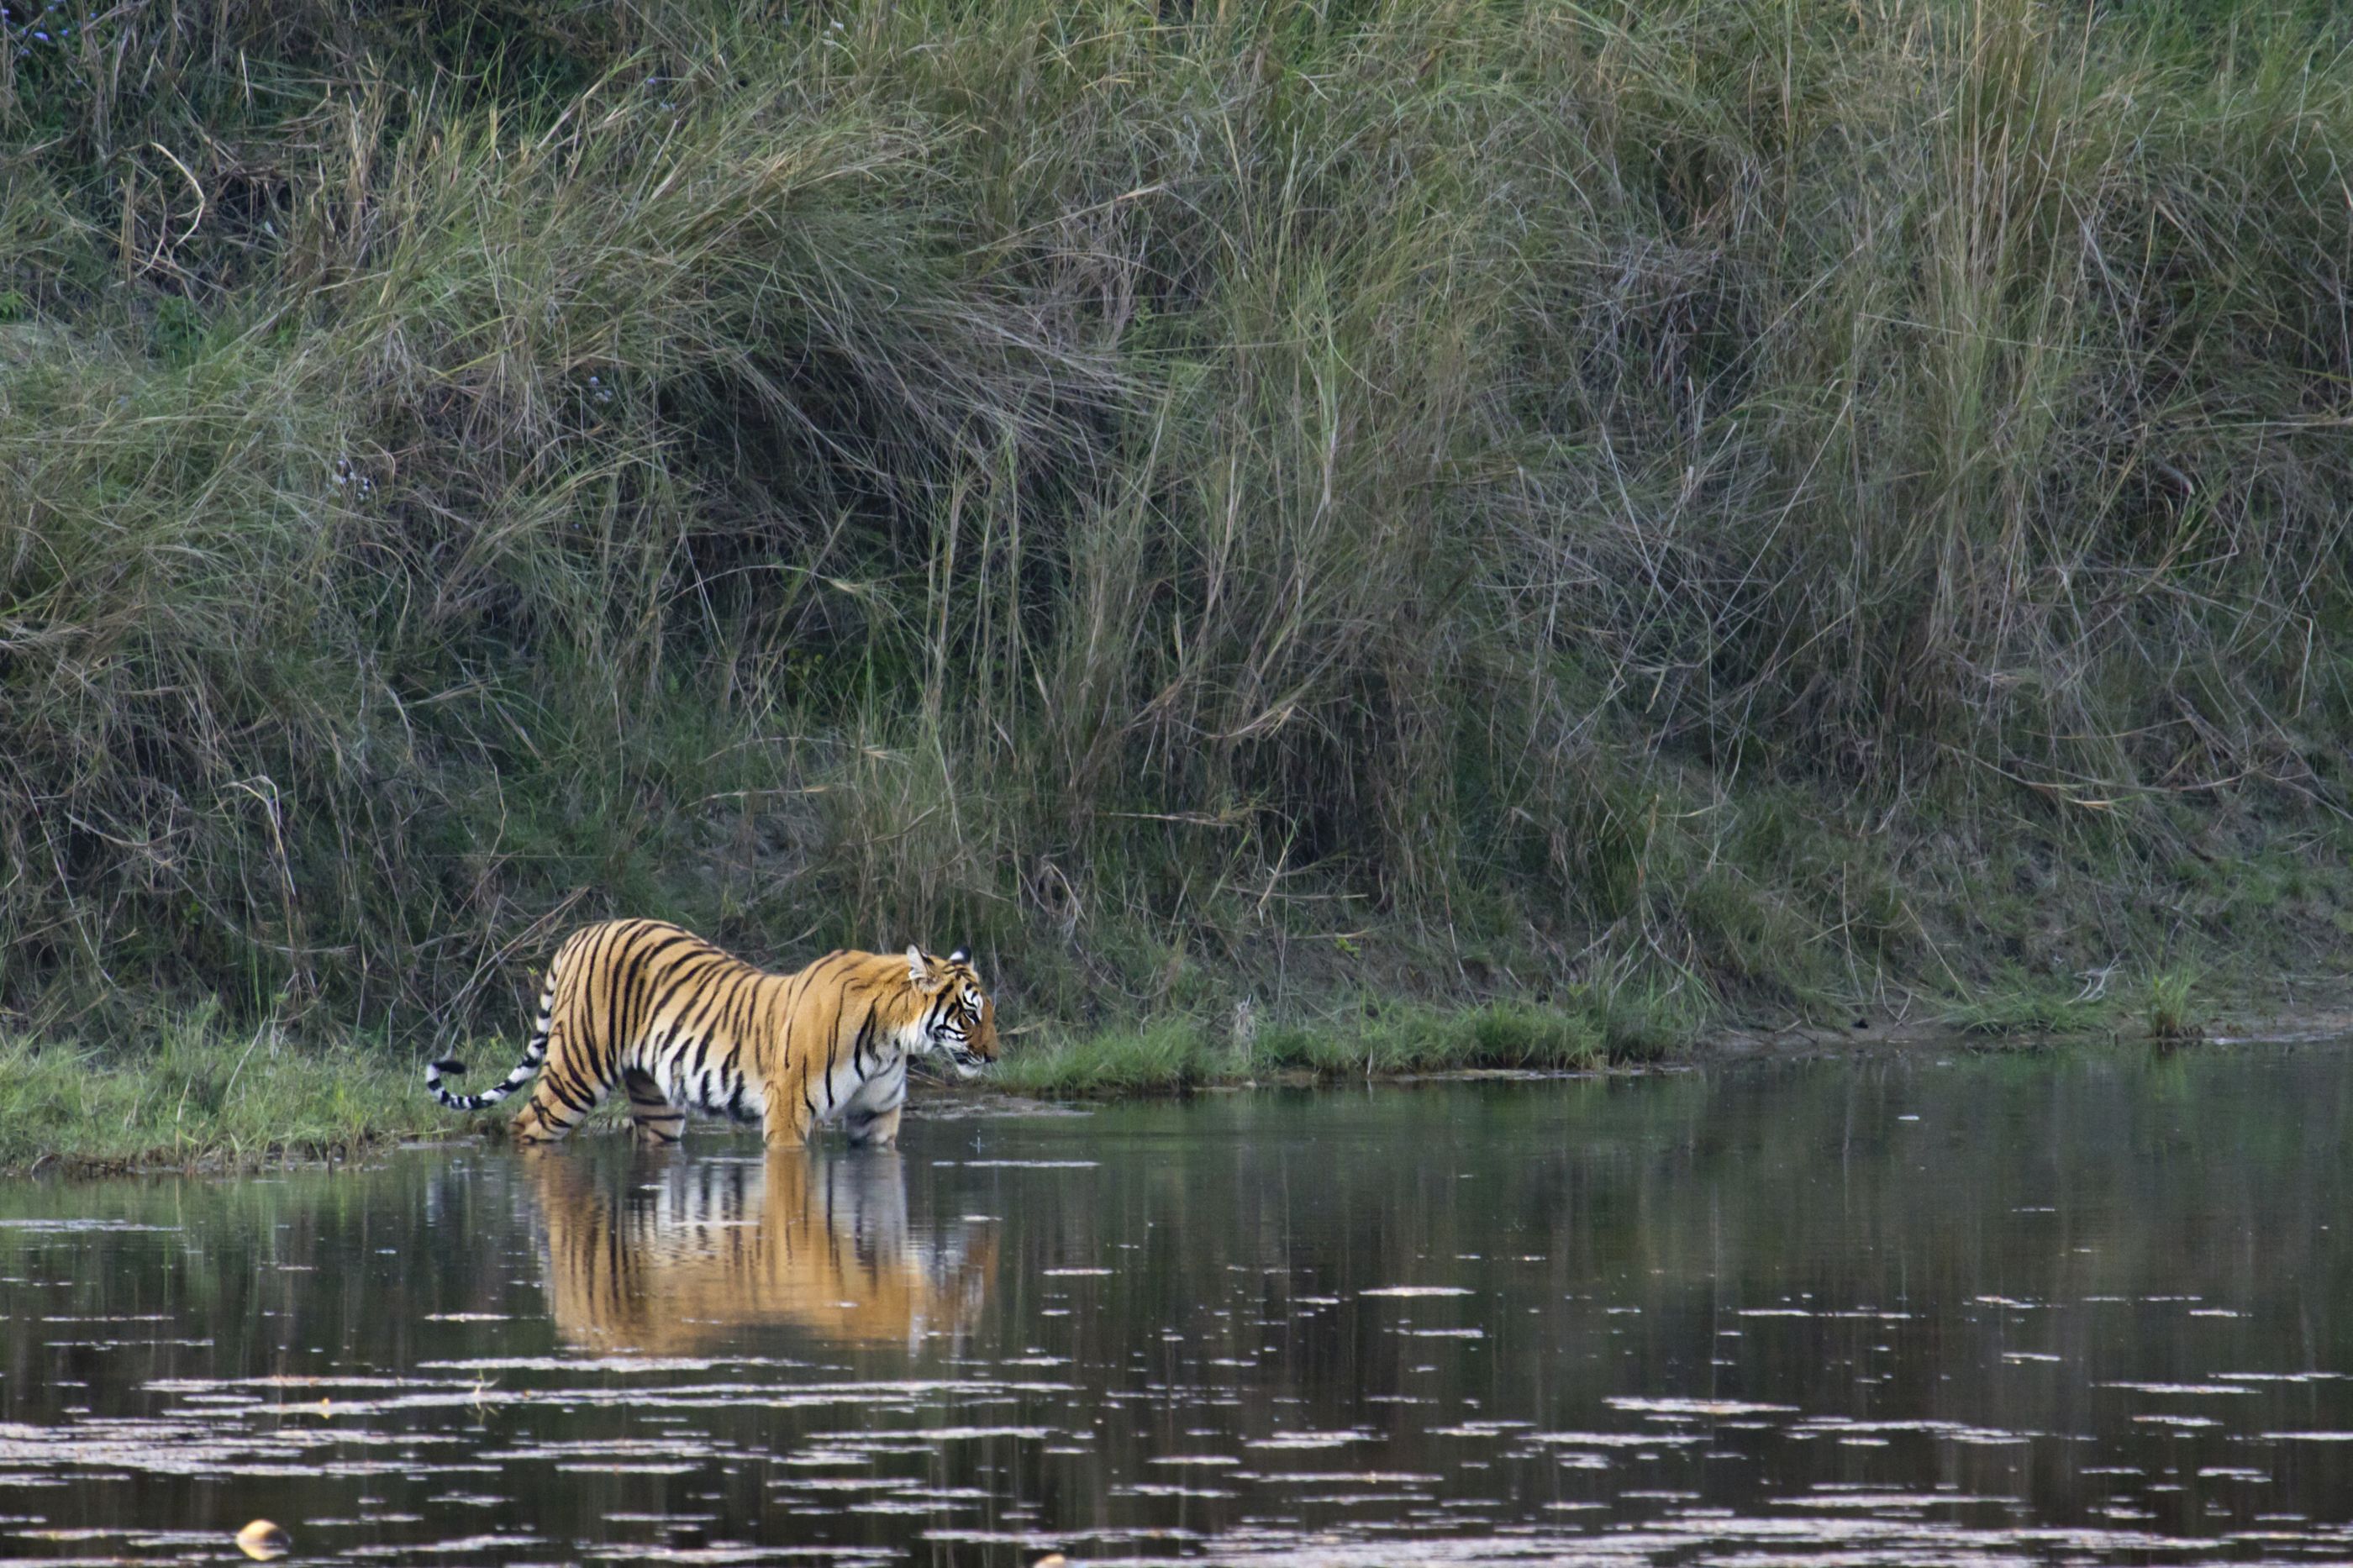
[
  {"left": 987, "top": 992, "right": 1682, "bottom": 1098},
  {"left": 0, "top": 1010, "right": 430, "bottom": 1171},
  {"left": 3, "top": 0, "right": 2352, "bottom": 1060}
]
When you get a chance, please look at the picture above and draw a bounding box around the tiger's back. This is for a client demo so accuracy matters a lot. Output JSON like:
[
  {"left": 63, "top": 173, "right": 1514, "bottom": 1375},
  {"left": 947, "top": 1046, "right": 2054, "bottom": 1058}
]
[{"left": 424, "top": 918, "right": 998, "bottom": 1148}]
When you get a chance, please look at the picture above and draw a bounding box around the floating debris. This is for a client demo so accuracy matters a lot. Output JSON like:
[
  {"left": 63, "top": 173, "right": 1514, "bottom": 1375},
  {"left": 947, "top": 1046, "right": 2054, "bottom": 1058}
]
[{"left": 233, "top": 1519, "right": 289, "bottom": 1560}]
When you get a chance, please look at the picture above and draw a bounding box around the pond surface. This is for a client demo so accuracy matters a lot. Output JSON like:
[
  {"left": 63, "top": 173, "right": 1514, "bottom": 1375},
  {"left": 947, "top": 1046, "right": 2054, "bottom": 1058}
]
[{"left": 3, "top": 1045, "right": 2352, "bottom": 1565}]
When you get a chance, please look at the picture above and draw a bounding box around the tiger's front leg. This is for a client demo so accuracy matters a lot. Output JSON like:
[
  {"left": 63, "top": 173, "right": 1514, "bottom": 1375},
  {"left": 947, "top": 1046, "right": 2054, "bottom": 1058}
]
[
  {"left": 761, "top": 1078, "right": 813, "bottom": 1149},
  {"left": 846, "top": 1105, "right": 903, "bottom": 1148},
  {"left": 842, "top": 1064, "right": 908, "bottom": 1148}
]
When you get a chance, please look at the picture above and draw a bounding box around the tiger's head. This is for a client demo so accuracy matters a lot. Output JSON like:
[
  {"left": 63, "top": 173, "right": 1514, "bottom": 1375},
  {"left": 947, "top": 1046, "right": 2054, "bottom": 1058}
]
[{"left": 905, "top": 946, "right": 998, "bottom": 1077}]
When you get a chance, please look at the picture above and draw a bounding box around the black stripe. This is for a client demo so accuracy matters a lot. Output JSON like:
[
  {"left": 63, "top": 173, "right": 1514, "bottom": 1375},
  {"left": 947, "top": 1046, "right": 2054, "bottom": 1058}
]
[
  {"left": 642, "top": 952, "right": 728, "bottom": 1042},
  {"left": 566, "top": 924, "right": 620, "bottom": 1088},
  {"left": 851, "top": 1004, "right": 878, "bottom": 1079},
  {"left": 551, "top": 1049, "right": 600, "bottom": 1105},
  {"left": 721, "top": 974, "right": 763, "bottom": 1074},
  {"left": 544, "top": 1072, "right": 592, "bottom": 1115},
  {"left": 710, "top": 965, "right": 757, "bottom": 1050},
  {"left": 821, "top": 1004, "right": 842, "bottom": 1111},
  {"left": 601, "top": 926, "right": 650, "bottom": 1081},
  {"left": 740, "top": 970, "right": 773, "bottom": 1039},
  {"left": 687, "top": 970, "right": 755, "bottom": 1081},
  {"left": 721, "top": 975, "right": 755, "bottom": 1059},
  {"left": 612, "top": 939, "right": 680, "bottom": 1078},
  {"left": 664, "top": 960, "right": 739, "bottom": 1072},
  {"left": 822, "top": 979, "right": 854, "bottom": 1107}
]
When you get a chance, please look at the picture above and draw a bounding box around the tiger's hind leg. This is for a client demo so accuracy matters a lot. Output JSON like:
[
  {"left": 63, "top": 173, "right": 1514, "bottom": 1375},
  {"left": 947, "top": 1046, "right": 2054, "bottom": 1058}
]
[
  {"left": 509, "top": 1029, "right": 602, "bottom": 1144},
  {"left": 623, "top": 1066, "right": 685, "bottom": 1147}
]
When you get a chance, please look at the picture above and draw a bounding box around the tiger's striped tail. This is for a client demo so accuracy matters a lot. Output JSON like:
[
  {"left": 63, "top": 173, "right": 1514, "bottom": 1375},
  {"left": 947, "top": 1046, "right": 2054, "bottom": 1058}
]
[{"left": 425, "top": 975, "right": 557, "bottom": 1111}]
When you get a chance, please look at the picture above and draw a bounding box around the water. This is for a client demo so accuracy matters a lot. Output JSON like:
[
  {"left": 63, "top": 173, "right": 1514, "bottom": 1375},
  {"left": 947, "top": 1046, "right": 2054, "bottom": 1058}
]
[{"left": 3, "top": 1044, "right": 2351, "bottom": 1565}]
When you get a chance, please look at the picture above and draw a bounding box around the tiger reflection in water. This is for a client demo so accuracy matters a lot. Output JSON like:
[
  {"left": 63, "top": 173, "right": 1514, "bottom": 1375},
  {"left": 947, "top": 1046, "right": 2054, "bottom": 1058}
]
[{"left": 522, "top": 1148, "right": 996, "bottom": 1354}]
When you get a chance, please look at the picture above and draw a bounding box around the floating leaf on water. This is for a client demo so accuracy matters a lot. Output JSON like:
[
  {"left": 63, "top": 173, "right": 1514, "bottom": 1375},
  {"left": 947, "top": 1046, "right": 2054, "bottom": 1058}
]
[
  {"left": 1245, "top": 1430, "right": 1376, "bottom": 1450},
  {"left": 1606, "top": 1397, "right": 1798, "bottom": 1417},
  {"left": 2214, "top": 1371, "right": 2345, "bottom": 1383},
  {"left": 1792, "top": 1418, "right": 2036, "bottom": 1444},
  {"left": 1767, "top": 1490, "right": 2009, "bottom": 1509},
  {"left": 234, "top": 1518, "right": 290, "bottom": 1560},
  {"left": 1523, "top": 1431, "right": 1707, "bottom": 1447}
]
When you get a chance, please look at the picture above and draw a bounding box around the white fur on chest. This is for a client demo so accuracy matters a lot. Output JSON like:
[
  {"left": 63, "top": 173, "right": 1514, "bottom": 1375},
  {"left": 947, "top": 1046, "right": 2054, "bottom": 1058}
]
[{"left": 809, "top": 1022, "right": 919, "bottom": 1125}]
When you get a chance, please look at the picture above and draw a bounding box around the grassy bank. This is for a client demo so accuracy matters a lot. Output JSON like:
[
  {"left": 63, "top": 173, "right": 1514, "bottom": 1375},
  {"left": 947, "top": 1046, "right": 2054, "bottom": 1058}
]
[
  {"left": 0, "top": 999, "right": 1666, "bottom": 1172},
  {"left": 0, "top": 1010, "right": 435, "bottom": 1173},
  {"left": 4, "top": 0, "right": 2353, "bottom": 1108},
  {"left": 993, "top": 991, "right": 1692, "bottom": 1097},
  {"left": 4, "top": 969, "right": 2244, "bottom": 1173}
]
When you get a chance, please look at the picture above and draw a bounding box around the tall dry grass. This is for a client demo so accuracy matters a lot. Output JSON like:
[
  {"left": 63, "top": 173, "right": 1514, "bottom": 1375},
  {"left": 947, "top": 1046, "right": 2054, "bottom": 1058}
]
[{"left": 3, "top": 0, "right": 2350, "bottom": 1040}]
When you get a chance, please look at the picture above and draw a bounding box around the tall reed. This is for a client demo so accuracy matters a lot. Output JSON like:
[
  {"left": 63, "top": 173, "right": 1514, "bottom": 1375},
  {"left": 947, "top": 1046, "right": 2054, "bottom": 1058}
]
[{"left": 3, "top": 0, "right": 2348, "bottom": 1039}]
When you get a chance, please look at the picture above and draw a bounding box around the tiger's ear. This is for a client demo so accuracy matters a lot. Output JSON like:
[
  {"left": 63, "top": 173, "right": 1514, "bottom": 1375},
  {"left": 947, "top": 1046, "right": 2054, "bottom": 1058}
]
[
  {"left": 948, "top": 948, "right": 969, "bottom": 966},
  {"left": 908, "top": 946, "right": 951, "bottom": 993}
]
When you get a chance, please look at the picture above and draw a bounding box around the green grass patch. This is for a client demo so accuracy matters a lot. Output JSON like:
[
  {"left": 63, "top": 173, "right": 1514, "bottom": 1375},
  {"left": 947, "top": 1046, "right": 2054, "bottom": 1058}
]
[
  {"left": 0, "top": 1009, "right": 439, "bottom": 1174},
  {"left": 988, "top": 1018, "right": 1229, "bottom": 1097},
  {"left": 992, "top": 993, "right": 1683, "bottom": 1099},
  {"left": 2145, "top": 968, "right": 2203, "bottom": 1043},
  {"left": 1940, "top": 970, "right": 2118, "bottom": 1039}
]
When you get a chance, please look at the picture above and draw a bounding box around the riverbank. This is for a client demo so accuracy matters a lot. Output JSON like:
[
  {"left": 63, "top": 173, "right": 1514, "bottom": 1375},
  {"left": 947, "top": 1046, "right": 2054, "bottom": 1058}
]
[
  {"left": 0, "top": 1014, "right": 437, "bottom": 1176},
  {"left": 6, "top": 966, "right": 2315, "bottom": 1175},
  {"left": 5, "top": 1002, "right": 1654, "bottom": 1174}
]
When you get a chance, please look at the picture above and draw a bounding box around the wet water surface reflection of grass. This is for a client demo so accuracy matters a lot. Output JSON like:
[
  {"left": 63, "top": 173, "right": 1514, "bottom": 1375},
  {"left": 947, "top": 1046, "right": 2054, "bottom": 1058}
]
[{"left": 2, "top": 1046, "right": 2351, "bottom": 1564}]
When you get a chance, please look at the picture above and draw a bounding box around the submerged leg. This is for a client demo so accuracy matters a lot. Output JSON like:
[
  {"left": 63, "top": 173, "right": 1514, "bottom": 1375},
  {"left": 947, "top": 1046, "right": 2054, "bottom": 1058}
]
[
  {"left": 845, "top": 1064, "right": 908, "bottom": 1149},
  {"left": 623, "top": 1066, "right": 684, "bottom": 1146},
  {"left": 845, "top": 1105, "right": 903, "bottom": 1148},
  {"left": 762, "top": 1078, "right": 813, "bottom": 1150}
]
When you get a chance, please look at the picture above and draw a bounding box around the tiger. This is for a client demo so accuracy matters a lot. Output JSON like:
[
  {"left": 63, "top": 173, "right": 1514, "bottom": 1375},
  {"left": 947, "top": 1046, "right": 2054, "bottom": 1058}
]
[
  {"left": 524, "top": 1144, "right": 997, "bottom": 1355},
  {"left": 423, "top": 918, "right": 998, "bottom": 1147}
]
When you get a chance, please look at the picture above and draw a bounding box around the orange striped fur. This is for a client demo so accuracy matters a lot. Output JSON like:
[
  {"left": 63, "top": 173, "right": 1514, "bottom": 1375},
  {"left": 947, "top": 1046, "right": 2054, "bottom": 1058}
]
[
  {"left": 424, "top": 919, "right": 998, "bottom": 1147},
  {"left": 526, "top": 1148, "right": 997, "bottom": 1355}
]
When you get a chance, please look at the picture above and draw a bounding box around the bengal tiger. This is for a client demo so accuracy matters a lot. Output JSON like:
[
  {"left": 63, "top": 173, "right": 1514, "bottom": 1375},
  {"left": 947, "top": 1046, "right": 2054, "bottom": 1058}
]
[
  {"left": 523, "top": 1145, "right": 998, "bottom": 1355},
  {"left": 423, "top": 919, "right": 998, "bottom": 1147}
]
